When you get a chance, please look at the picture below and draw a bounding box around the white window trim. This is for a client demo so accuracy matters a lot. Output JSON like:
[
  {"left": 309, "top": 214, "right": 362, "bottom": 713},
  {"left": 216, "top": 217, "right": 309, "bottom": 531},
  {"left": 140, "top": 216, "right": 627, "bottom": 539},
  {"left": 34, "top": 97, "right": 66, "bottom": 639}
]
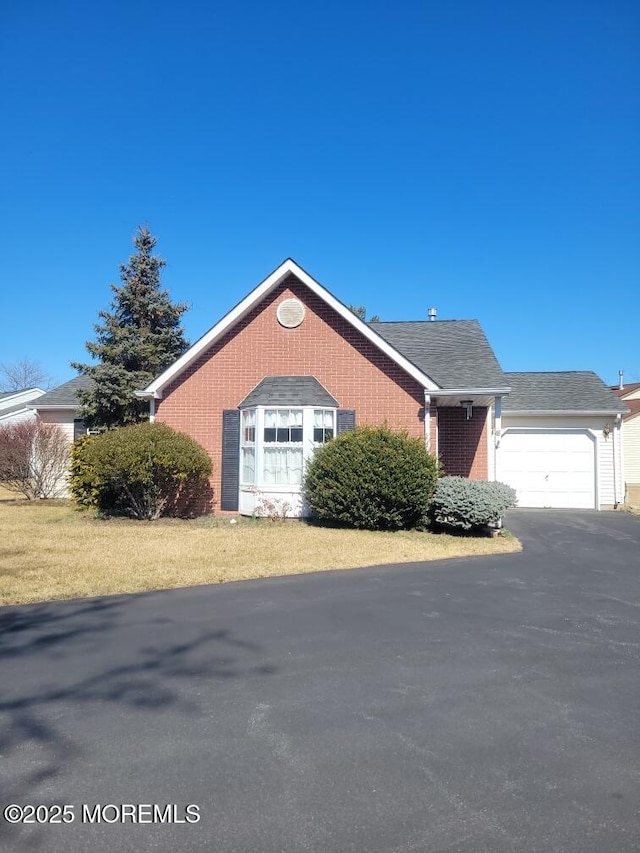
[{"left": 239, "top": 406, "right": 336, "bottom": 491}]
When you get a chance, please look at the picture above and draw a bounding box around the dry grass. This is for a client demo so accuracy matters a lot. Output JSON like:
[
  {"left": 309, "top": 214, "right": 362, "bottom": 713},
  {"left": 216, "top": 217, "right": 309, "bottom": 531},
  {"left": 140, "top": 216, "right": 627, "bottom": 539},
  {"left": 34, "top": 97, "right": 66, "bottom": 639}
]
[{"left": 0, "top": 497, "right": 521, "bottom": 606}]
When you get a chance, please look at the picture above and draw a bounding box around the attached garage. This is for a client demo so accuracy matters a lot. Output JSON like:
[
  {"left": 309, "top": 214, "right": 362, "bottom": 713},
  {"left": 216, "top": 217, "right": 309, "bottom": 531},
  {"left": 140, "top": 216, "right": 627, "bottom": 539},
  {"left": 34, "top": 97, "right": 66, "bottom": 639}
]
[
  {"left": 498, "top": 372, "right": 628, "bottom": 511},
  {"left": 500, "top": 428, "right": 596, "bottom": 509}
]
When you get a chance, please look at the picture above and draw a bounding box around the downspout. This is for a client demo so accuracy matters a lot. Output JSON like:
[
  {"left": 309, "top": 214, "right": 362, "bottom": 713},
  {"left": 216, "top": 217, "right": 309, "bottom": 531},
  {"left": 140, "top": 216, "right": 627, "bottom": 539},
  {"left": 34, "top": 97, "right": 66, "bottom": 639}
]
[
  {"left": 494, "top": 396, "right": 502, "bottom": 481},
  {"left": 424, "top": 392, "right": 431, "bottom": 452},
  {"left": 149, "top": 397, "right": 156, "bottom": 424},
  {"left": 612, "top": 413, "right": 622, "bottom": 507}
]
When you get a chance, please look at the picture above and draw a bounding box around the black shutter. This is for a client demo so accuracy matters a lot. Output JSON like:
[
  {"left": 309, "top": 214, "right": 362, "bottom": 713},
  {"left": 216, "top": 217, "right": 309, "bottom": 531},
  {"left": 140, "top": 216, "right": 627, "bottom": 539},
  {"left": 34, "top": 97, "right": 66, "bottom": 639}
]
[
  {"left": 336, "top": 409, "right": 356, "bottom": 435},
  {"left": 221, "top": 410, "right": 240, "bottom": 511}
]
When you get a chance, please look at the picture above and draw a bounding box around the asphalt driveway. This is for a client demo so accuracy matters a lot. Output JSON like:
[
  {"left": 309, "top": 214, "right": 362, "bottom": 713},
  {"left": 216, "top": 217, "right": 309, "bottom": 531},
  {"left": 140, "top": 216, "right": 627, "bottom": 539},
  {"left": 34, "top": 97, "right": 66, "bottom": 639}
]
[{"left": 1, "top": 510, "right": 639, "bottom": 852}]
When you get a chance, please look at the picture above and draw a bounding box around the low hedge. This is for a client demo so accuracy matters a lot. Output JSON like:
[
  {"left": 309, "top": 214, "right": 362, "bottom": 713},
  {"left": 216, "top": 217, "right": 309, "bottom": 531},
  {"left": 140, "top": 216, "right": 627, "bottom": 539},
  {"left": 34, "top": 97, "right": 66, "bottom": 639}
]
[{"left": 428, "top": 476, "right": 517, "bottom": 532}]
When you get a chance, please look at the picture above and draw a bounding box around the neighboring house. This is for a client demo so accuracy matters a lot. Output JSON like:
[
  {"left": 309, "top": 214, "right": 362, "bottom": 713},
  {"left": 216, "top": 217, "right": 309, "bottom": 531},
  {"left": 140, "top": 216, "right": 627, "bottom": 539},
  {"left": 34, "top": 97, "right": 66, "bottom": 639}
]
[
  {"left": 138, "top": 258, "right": 626, "bottom": 515},
  {"left": 612, "top": 381, "right": 640, "bottom": 504},
  {"left": 0, "top": 387, "right": 45, "bottom": 425},
  {"left": 27, "top": 376, "right": 95, "bottom": 497},
  {"left": 29, "top": 375, "right": 95, "bottom": 442}
]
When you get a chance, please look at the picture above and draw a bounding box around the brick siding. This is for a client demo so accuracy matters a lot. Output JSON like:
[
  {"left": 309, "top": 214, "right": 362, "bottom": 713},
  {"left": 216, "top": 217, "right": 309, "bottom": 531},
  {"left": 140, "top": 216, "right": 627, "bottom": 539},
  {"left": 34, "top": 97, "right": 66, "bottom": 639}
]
[{"left": 437, "top": 406, "right": 488, "bottom": 479}]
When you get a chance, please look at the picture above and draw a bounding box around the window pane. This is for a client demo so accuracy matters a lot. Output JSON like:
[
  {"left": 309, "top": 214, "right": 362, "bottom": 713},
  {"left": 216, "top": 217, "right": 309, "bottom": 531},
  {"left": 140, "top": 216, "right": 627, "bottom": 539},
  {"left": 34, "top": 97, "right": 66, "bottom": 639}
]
[
  {"left": 241, "top": 448, "right": 255, "bottom": 483},
  {"left": 264, "top": 410, "right": 277, "bottom": 428},
  {"left": 313, "top": 410, "right": 335, "bottom": 445},
  {"left": 290, "top": 427, "right": 303, "bottom": 442},
  {"left": 276, "top": 427, "right": 289, "bottom": 443},
  {"left": 263, "top": 448, "right": 303, "bottom": 485},
  {"left": 264, "top": 428, "right": 276, "bottom": 443}
]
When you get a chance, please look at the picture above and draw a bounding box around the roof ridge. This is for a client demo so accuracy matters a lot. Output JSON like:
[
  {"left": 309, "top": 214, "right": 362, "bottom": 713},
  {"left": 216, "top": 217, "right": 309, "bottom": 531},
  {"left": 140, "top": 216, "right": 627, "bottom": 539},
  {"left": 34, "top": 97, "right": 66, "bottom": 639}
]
[
  {"left": 505, "top": 370, "right": 597, "bottom": 376},
  {"left": 370, "top": 318, "right": 477, "bottom": 325}
]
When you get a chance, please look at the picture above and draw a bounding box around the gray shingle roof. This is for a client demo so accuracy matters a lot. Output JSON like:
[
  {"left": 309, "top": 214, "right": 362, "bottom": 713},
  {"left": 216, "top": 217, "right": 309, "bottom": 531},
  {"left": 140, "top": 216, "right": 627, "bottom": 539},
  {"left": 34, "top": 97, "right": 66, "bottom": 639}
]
[
  {"left": 503, "top": 372, "right": 629, "bottom": 413},
  {"left": 368, "top": 320, "right": 508, "bottom": 389},
  {"left": 239, "top": 376, "right": 339, "bottom": 408},
  {"left": 32, "top": 375, "right": 94, "bottom": 409}
]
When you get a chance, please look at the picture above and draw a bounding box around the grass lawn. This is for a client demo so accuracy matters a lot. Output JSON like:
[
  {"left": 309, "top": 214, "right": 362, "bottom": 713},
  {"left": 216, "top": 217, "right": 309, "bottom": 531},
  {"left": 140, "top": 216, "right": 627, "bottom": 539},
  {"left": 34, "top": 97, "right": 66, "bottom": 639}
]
[{"left": 0, "top": 492, "right": 522, "bottom": 606}]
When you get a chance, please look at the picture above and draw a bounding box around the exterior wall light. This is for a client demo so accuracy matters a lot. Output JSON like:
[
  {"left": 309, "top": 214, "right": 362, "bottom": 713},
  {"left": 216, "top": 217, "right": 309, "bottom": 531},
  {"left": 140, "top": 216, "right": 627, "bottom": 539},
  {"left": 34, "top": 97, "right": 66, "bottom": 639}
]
[{"left": 461, "top": 400, "right": 474, "bottom": 420}]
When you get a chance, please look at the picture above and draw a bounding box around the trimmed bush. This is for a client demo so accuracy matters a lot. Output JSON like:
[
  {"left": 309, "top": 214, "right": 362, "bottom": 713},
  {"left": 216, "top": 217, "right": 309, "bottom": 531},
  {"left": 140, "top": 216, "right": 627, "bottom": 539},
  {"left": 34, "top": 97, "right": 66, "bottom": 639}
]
[
  {"left": 429, "top": 476, "right": 517, "bottom": 532},
  {"left": 70, "top": 423, "right": 212, "bottom": 519},
  {"left": 303, "top": 425, "right": 439, "bottom": 530}
]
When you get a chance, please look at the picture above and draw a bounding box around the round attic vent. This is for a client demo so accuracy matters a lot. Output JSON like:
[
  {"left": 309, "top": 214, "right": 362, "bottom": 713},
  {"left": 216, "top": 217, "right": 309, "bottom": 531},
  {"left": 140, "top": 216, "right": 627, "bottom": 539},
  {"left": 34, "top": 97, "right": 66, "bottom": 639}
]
[{"left": 277, "top": 298, "right": 305, "bottom": 329}]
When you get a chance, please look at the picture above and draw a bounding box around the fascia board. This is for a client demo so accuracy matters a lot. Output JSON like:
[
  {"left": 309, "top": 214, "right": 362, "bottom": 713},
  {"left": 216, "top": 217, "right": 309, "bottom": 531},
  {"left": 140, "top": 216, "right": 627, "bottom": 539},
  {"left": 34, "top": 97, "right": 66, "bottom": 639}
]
[
  {"left": 144, "top": 259, "right": 440, "bottom": 397},
  {"left": 502, "top": 409, "right": 629, "bottom": 416},
  {"left": 433, "top": 387, "right": 511, "bottom": 396},
  {"left": 0, "top": 407, "right": 31, "bottom": 420}
]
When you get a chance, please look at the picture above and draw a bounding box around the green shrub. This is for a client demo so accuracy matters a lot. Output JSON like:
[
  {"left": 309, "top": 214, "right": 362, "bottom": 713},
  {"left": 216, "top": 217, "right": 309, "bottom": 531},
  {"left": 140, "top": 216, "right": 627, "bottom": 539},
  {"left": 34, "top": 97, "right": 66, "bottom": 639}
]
[
  {"left": 70, "top": 423, "right": 212, "bottom": 519},
  {"left": 429, "top": 476, "right": 517, "bottom": 532},
  {"left": 303, "top": 425, "right": 439, "bottom": 530},
  {"left": 69, "top": 434, "right": 102, "bottom": 509}
]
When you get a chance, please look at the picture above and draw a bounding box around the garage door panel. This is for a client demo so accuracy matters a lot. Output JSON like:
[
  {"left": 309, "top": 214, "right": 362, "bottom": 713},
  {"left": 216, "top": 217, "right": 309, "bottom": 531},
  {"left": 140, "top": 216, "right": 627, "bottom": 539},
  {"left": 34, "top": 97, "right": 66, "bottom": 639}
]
[{"left": 500, "top": 429, "right": 595, "bottom": 509}]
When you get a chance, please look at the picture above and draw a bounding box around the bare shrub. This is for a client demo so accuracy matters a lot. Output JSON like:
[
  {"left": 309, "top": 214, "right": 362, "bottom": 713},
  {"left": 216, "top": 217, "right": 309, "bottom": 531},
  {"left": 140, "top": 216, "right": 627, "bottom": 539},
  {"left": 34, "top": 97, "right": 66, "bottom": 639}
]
[{"left": 0, "top": 419, "right": 70, "bottom": 499}]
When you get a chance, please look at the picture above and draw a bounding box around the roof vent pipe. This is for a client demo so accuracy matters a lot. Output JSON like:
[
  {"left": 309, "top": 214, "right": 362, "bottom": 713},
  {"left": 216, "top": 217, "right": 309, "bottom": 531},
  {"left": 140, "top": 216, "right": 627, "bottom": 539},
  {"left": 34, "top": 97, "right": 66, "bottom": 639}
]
[
  {"left": 619, "top": 370, "right": 624, "bottom": 390},
  {"left": 428, "top": 307, "right": 437, "bottom": 321}
]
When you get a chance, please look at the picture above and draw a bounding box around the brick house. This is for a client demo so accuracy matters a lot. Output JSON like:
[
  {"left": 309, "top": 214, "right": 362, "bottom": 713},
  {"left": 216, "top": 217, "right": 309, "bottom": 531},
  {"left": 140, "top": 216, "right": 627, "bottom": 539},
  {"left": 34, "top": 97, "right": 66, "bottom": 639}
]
[
  {"left": 136, "top": 258, "right": 626, "bottom": 515},
  {"left": 139, "top": 259, "right": 506, "bottom": 515}
]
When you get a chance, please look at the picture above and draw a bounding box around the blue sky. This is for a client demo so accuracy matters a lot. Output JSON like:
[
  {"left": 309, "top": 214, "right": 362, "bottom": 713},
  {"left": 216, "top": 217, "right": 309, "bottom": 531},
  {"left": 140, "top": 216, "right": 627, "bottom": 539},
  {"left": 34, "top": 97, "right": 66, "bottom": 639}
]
[{"left": 1, "top": 0, "right": 638, "bottom": 388}]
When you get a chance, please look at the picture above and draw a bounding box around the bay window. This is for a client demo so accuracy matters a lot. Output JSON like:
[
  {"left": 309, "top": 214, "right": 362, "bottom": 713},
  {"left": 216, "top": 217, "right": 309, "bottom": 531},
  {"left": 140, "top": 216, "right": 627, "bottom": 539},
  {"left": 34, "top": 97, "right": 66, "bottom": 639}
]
[{"left": 239, "top": 407, "right": 336, "bottom": 488}]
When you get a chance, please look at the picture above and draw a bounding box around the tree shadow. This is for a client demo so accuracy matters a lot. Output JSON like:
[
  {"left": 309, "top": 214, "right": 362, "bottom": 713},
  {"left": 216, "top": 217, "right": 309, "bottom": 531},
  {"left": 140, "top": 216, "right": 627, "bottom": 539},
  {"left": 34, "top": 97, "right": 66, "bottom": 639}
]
[{"left": 0, "top": 593, "right": 276, "bottom": 849}]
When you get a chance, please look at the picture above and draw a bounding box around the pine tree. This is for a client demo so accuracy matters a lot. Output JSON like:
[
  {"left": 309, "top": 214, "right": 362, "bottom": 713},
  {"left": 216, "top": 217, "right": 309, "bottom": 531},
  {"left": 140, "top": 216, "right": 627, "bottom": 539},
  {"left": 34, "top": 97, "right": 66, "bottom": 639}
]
[{"left": 72, "top": 226, "right": 189, "bottom": 429}]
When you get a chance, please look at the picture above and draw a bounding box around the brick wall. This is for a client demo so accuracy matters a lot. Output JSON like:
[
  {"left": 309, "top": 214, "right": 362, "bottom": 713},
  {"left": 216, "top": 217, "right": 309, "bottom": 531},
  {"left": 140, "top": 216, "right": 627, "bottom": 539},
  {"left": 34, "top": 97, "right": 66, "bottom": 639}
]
[
  {"left": 437, "top": 406, "right": 488, "bottom": 479},
  {"left": 155, "top": 274, "right": 434, "bottom": 509}
]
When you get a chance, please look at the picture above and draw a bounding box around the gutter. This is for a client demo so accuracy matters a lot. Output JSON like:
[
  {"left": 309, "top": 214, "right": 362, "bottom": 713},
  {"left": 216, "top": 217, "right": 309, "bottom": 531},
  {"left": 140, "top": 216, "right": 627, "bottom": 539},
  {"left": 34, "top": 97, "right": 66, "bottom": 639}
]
[
  {"left": 433, "top": 387, "right": 511, "bottom": 397},
  {"left": 26, "top": 404, "right": 79, "bottom": 410},
  {"left": 502, "top": 409, "right": 630, "bottom": 416}
]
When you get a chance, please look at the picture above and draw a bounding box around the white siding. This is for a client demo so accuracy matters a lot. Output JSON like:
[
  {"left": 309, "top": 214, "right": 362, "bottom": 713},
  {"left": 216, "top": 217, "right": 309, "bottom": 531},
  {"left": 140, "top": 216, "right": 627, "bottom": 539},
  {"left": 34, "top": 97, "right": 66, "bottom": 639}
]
[
  {"left": 37, "top": 411, "right": 76, "bottom": 444},
  {"left": 36, "top": 410, "right": 76, "bottom": 497},
  {"left": 623, "top": 416, "right": 640, "bottom": 486}
]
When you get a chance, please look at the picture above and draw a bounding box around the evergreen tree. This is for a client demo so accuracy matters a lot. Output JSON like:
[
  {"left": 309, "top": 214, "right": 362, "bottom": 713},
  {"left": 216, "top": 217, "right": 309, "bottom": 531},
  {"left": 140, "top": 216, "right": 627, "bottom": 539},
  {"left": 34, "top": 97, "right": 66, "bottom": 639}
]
[
  {"left": 348, "top": 304, "right": 380, "bottom": 323},
  {"left": 72, "top": 226, "right": 189, "bottom": 429}
]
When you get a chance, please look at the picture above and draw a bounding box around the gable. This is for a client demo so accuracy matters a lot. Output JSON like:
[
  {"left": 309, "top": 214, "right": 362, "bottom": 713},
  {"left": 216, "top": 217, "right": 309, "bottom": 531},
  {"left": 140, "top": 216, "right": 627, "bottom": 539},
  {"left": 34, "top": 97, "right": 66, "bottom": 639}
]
[
  {"left": 159, "top": 274, "right": 428, "bottom": 410},
  {"left": 143, "top": 259, "right": 440, "bottom": 398}
]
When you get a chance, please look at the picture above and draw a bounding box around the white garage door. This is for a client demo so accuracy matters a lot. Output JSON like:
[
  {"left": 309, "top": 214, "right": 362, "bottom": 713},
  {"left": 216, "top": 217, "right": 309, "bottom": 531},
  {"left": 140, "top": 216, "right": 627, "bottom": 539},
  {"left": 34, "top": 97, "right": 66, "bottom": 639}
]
[{"left": 500, "top": 429, "right": 596, "bottom": 509}]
